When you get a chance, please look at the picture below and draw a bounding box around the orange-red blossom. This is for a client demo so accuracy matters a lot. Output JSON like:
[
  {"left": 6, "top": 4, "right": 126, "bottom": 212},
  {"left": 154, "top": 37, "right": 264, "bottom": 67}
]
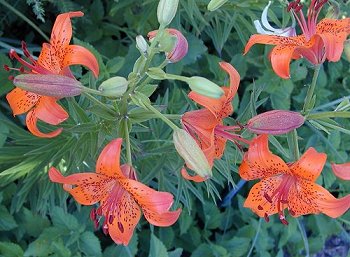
[
  {"left": 239, "top": 135, "right": 350, "bottom": 224},
  {"left": 6, "top": 11, "right": 99, "bottom": 138},
  {"left": 244, "top": 0, "right": 350, "bottom": 79},
  {"left": 49, "top": 138, "right": 181, "bottom": 245},
  {"left": 181, "top": 62, "right": 249, "bottom": 182}
]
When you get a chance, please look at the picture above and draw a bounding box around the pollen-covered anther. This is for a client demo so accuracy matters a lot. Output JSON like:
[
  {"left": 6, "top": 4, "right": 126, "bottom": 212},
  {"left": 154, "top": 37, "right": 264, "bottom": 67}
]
[
  {"left": 102, "top": 222, "right": 109, "bottom": 235},
  {"left": 3, "top": 64, "right": 10, "bottom": 71},
  {"left": 263, "top": 192, "right": 273, "bottom": 203}
]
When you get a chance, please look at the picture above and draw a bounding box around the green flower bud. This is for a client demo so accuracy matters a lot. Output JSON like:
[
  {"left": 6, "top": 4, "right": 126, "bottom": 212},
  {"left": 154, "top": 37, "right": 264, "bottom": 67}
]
[
  {"left": 187, "top": 76, "right": 224, "bottom": 99},
  {"left": 13, "top": 74, "right": 82, "bottom": 98},
  {"left": 136, "top": 35, "right": 149, "bottom": 55},
  {"left": 173, "top": 129, "right": 212, "bottom": 179},
  {"left": 208, "top": 0, "right": 228, "bottom": 11},
  {"left": 157, "top": 0, "right": 179, "bottom": 26},
  {"left": 98, "top": 76, "right": 128, "bottom": 98}
]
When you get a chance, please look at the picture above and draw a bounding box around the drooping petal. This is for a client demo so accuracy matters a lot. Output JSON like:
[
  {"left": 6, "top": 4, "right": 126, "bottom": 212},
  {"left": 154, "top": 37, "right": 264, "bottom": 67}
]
[
  {"left": 270, "top": 44, "right": 298, "bottom": 79},
  {"left": 143, "top": 207, "right": 181, "bottom": 227},
  {"left": 35, "top": 96, "right": 69, "bottom": 125},
  {"left": 6, "top": 88, "right": 40, "bottom": 116},
  {"left": 118, "top": 179, "right": 175, "bottom": 214},
  {"left": 181, "top": 167, "right": 207, "bottom": 182},
  {"left": 318, "top": 32, "right": 348, "bottom": 62},
  {"left": 289, "top": 148, "right": 327, "bottom": 181},
  {"left": 50, "top": 11, "right": 84, "bottom": 49},
  {"left": 243, "top": 34, "right": 304, "bottom": 55},
  {"left": 107, "top": 191, "right": 141, "bottom": 246},
  {"left": 96, "top": 138, "right": 123, "bottom": 178},
  {"left": 62, "top": 45, "right": 99, "bottom": 78},
  {"left": 239, "top": 135, "right": 289, "bottom": 180},
  {"left": 26, "top": 109, "right": 64, "bottom": 138},
  {"left": 243, "top": 176, "right": 282, "bottom": 217},
  {"left": 331, "top": 162, "right": 350, "bottom": 180},
  {"left": 49, "top": 167, "right": 113, "bottom": 205},
  {"left": 288, "top": 179, "right": 350, "bottom": 218}
]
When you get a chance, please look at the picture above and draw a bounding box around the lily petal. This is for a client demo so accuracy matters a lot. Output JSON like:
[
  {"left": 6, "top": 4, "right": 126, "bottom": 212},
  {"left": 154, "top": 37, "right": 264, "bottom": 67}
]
[
  {"left": 239, "top": 135, "right": 289, "bottom": 180},
  {"left": 289, "top": 148, "right": 327, "bottom": 181},
  {"left": 143, "top": 207, "right": 181, "bottom": 227},
  {"left": 181, "top": 167, "right": 207, "bottom": 182},
  {"left": 26, "top": 109, "right": 64, "bottom": 138},
  {"left": 331, "top": 162, "right": 350, "bottom": 180},
  {"left": 108, "top": 191, "right": 141, "bottom": 246},
  {"left": 35, "top": 96, "right": 68, "bottom": 125},
  {"left": 49, "top": 167, "right": 113, "bottom": 205},
  {"left": 6, "top": 88, "right": 40, "bottom": 116},
  {"left": 244, "top": 176, "right": 282, "bottom": 217},
  {"left": 96, "top": 138, "right": 123, "bottom": 178},
  {"left": 219, "top": 62, "right": 240, "bottom": 113},
  {"left": 318, "top": 32, "right": 348, "bottom": 62},
  {"left": 50, "top": 11, "right": 84, "bottom": 49},
  {"left": 270, "top": 44, "right": 298, "bottom": 79},
  {"left": 63, "top": 45, "right": 99, "bottom": 78},
  {"left": 119, "top": 179, "right": 175, "bottom": 214},
  {"left": 289, "top": 179, "right": 350, "bottom": 218}
]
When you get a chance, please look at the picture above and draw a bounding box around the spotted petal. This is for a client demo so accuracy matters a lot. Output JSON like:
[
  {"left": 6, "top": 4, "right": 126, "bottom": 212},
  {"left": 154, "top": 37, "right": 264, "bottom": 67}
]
[
  {"left": 239, "top": 135, "right": 289, "bottom": 180},
  {"left": 6, "top": 88, "right": 40, "bottom": 116},
  {"left": 96, "top": 138, "right": 123, "bottom": 178}
]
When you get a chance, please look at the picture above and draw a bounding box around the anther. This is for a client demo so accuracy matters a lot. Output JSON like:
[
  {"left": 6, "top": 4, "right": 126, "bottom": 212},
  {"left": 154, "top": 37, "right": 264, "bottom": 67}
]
[
  {"left": 19, "top": 67, "right": 25, "bottom": 73},
  {"left": 102, "top": 223, "right": 108, "bottom": 235},
  {"left": 9, "top": 49, "right": 15, "bottom": 59},
  {"left": 280, "top": 218, "right": 289, "bottom": 225},
  {"left": 96, "top": 207, "right": 102, "bottom": 216},
  {"left": 3, "top": 64, "right": 10, "bottom": 71},
  {"left": 8, "top": 75, "right": 14, "bottom": 81},
  {"left": 264, "top": 193, "right": 273, "bottom": 203},
  {"left": 90, "top": 208, "right": 96, "bottom": 221},
  {"left": 264, "top": 213, "right": 270, "bottom": 222}
]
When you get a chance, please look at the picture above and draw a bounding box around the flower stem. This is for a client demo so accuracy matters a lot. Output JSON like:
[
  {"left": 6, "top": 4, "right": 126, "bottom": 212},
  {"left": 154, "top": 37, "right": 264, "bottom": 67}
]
[
  {"left": 307, "top": 111, "right": 350, "bottom": 120},
  {"left": 302, "top": 65, "right": 321, "bottom": 115},
  {"left": 82, "top": 92, "right": 108, "bottom": 110},
  {"left": 141, "top": 100, "right": 179, "bottom": 130},
  {"left": 0, "top": 0, "right": 49, "bottom": 41},
  {"left": 124, "top": 118, "right": 132, "bottom": 165},
  {"left": 287, "top": 129, "right": 300, "bottom": 161}
]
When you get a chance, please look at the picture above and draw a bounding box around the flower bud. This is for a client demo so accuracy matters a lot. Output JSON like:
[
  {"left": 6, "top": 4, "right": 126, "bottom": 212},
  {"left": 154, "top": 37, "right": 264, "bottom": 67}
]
[
  {"left": 208, "top": 0, "right": 228, "bottom": 11},
  {"left": 136, "top": 35, "right": 149, "bottom": 55},
  {"left": 98, "top": 76, "right": 128, "bottom": 98},
  {"left": 148, "top": 29, "right": 188, "bottom": 63},
  {"left": 173, "top": 129, "right": 212, "bottom": 179},
  {"left": 13, "top": 74, "right": 82, "bottom": 98},
  {"left": 157, "top": 0, "right": 179, "bottom": 26},
  {"left": 246, "top": 110, "right": 305, "bottom": 135},
  {"left": 187, "top": 76, "right": 224, "bottom": 99}
]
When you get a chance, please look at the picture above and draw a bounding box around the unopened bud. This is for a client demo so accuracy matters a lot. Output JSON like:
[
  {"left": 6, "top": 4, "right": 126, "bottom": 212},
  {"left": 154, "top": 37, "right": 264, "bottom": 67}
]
[
  {"left": 187, "top": 76, "right": 224, "bottom": 99},
  {"left": 173, "top": 129, "right": 212, "bottom": 179},
  {"left": 208, "top": 0, "right": 228, "bottom": 11},
  {"left": 13, "top": 74, "right": 82, "bottom": 98},
  {"left": 148, "top": 29, "right": 188, "bottom": 63},
  {"left": 157, "top": 0, "right": 179, "bottom": 26},
  {"left": 246, "top": 110, "right": 305, "bottom": 135},
  {"left": 98, "top": 76, "right": 128, "bottom": 98},
  {"left": 136, "top": 35, "right": 149, "bottom": 55}
]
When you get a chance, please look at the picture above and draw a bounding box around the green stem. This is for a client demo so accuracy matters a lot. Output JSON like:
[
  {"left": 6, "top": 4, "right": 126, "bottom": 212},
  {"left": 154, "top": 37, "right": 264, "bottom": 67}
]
[
  {"left": 0, "top": 0, "right": 49, "bottom": 41},
  {"left": 163, "top": 114, "right": 182, "bottom": 120},
  {"left": 124, "top": 118, "right": 132, "bottom": 165},
  {"left": 302, "top": 65, "right": 321, "bottom": 115},
  {"left": 82, "top": 86, "right": 109, "bottom": 96},
  {"left": 287, "top": 129, "right": 300, "bottom": 161},
  {"left": 307, "top": 111, "right": 350, "bottom": 120},
  {"left": 142, "top": 100, "right": 179, "bottom": 130},
  {"left": 82, "top": 92, "right": 108, "bottom": 109}
]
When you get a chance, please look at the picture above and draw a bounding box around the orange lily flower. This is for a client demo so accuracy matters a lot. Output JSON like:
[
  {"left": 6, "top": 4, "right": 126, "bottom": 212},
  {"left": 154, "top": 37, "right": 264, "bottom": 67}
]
[
  {"left": 5, "top": 11, "right": 99, "bottom": 138},
  {"left": 239, "top": 135, "right": 350, "bottom": 224},
  {"left": 331, "top": 162, "right": 350, "bottom": 180},
  {"left": 49, "top": 138, "right": 181, "bottom": 245},
  {"left": 181, "top": 62, "right": 249, "bottom": 182},
  {"left": 244, "top": 0, "right": 350, "bottom": 79}
]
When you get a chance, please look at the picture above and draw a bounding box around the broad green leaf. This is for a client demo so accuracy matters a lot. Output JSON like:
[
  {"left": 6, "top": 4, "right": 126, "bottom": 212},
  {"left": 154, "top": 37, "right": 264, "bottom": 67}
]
[
  {"left": 0, "top": 242, "right": 24, "bottom": 257},
  {"left": 51, "top": 206, "right": 79, "bottom": 231},
  {"left": 79, "top": 231, "right": 102, "bottom": 257},
  {"left": 0, "top": 205, "right": 17, "bottom": 231},
  {"left": 148, "top": 234, "right": 168, "bottom": 257}
]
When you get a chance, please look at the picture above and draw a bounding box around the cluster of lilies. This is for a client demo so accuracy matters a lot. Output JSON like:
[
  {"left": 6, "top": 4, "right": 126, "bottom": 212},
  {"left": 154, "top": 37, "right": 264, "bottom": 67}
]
[{"left": 3, "top": 0, "right": 350, "bottom": 246}]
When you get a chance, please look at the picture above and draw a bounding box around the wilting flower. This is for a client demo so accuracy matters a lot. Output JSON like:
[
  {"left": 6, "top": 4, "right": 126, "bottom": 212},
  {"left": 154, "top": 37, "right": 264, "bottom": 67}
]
[
  {"left": 253, "top": 1, "right": 296, "bottom": 37},
  {"left": 244, "top": 0, "right": 350, "bottom": 79},
  {"left": 331, "top": 162, "right": 350, "bottom": 180},
  {"left": 246, "top": 110, "right": 305, "bottom": 135},
  {"left": 148, "top": 29, "right": 188, "bottom": 63},
  {"left": 49, "top": 138, "right": 181, "bottom": 245},
  {"left": 5, "top": 11, "right": 99, "bottom": 138},
  {"left": 239, "top": 135, "right": 350, "bottom": 223},
  {"left": 181, "top": 62, "right": 249, "bottom": 182}
]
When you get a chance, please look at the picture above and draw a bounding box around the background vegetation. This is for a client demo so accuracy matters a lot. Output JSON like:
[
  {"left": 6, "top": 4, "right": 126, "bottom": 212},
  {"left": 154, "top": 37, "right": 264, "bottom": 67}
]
[{"left": 0, "top": 0, "right": 349, "bottom": 256}]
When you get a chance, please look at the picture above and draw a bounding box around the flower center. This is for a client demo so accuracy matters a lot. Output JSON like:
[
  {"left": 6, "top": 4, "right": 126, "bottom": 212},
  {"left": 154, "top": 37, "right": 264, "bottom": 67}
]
[
  {"left": 258, "top": 174, "right": 296, "bottom": 225},
  {"left": 4, "top": 41, "right": 52, "bottom": 78},
  {"left": 287, "top": 0, "right": 328, "bottom": 40}
]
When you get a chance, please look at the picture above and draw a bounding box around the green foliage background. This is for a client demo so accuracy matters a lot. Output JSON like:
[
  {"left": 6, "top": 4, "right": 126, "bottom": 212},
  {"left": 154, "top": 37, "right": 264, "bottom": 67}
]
[{"left": 0, "top": 0, "right": 350, "bottom": 256}]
